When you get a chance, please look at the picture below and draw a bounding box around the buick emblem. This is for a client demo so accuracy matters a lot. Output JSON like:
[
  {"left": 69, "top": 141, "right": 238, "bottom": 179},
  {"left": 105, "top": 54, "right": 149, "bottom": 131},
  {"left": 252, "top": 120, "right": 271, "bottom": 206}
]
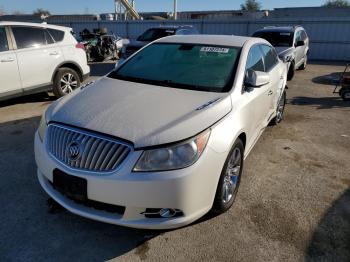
[{"left": 67, "top": 141, "right": 82, "bottom": 161}]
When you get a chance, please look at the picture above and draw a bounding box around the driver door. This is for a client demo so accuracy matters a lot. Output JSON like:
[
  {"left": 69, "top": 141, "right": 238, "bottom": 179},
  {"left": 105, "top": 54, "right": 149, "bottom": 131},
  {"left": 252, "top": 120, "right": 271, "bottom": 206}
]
[
  {"left": 241, "top": 44, "right": 272, "bottom": 144},
  {"left": 0, "top": 26, "right": 22, "bottom": 96},
  {"left": 294, "top": 30, "right": 305, "bottom": 67}
]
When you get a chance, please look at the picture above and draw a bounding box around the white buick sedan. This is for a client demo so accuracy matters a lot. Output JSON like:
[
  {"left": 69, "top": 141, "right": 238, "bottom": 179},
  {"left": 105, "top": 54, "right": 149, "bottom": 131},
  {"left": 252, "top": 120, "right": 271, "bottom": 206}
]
[{"left": 35, "top": 35, "right": 287, "bottom": 229}]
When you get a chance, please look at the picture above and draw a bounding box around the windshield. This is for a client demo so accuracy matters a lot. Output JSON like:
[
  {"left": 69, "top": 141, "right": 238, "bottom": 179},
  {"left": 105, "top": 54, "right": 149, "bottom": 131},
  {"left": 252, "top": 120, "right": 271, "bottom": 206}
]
[
  {"left": 137, "top": 28, "right": 176, "bottom": 42},
  {"left": 253, "top": 31, "right": 294, "bottom": 47},
  {"left": 108, "top": 43, "right": 241, "bottom": 92}
]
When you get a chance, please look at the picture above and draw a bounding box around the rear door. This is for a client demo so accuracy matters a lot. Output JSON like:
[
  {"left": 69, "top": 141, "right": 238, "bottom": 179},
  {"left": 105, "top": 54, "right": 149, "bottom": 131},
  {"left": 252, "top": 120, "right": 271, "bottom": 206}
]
[
  {"left": 260, "top": 44, "right": 284, "bottom": 119},
  {"left": 10, "top": 26, "right": 64, "bottom": 91},
  {"left": 0, "top": 26, "right": 22, "bottom": 95}
]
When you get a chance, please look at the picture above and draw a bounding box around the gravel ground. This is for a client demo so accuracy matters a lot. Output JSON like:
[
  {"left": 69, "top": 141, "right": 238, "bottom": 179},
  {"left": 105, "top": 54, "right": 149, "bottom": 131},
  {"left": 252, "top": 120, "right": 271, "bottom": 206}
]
[{"left": 0, "top": 62, "right": 349, "bottom": 262}]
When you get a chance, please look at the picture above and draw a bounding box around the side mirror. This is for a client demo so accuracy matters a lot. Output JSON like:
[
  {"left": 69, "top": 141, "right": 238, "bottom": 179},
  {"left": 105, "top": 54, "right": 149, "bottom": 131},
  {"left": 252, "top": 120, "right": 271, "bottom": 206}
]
[
  {"left": 295, "top": 40, "right": 305, "bottom": 47},
  {"left": 245, "top": 69, "right": 270, "bottom": 88},
  {"left": 114, "top": 58, "right": 126, "bottom": 69}
]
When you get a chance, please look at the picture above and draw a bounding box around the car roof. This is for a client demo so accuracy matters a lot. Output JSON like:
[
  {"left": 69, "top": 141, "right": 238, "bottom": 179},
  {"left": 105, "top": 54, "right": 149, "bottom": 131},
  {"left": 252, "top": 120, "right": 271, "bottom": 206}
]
[
  {"left": 254, "top": 26, "right": 302, "bottom": 33},
  {"left": 0, "top": 21, "right": 71, "bottom": 31},
  {"left": 156, "top": 34, "right": 259, "bottom": 47}
]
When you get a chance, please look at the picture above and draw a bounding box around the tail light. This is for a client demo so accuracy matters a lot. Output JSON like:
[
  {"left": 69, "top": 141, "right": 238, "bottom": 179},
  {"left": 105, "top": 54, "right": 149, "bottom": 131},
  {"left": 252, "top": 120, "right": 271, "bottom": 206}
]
[{"left": 75, "top": 43, "right": 85, "bottom": 50}]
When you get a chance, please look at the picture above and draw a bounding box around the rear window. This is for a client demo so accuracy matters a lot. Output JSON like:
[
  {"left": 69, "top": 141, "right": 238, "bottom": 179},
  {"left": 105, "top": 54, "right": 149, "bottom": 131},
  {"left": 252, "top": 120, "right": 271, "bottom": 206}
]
[
  {"left": 48, "top": 28, "right": 65, "bottom": 42},
  {"left": 137, "top": 28, "right": 176, "bottom": 42},
  {"left": 253, "top": 31, "right": 294, "bottom": 47}
]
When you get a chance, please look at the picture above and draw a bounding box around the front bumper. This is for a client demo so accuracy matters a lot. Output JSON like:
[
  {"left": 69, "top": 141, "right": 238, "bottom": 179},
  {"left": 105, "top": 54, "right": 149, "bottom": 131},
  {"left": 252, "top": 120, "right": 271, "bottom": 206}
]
[{"left": 34, "top": 131, "right": 226, "bottom": 229}]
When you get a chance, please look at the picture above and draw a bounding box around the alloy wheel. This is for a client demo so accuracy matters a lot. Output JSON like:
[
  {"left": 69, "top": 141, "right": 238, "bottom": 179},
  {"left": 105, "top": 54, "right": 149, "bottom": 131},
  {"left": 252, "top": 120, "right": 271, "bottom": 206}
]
[
  {"left": 60, "top": 73, "right": 78, "bottom": 94},
  {"left": 276, "top": 92, "right": 286, "bottom": 123},
  {"left": 222, "top": 147, "right": 242, "bottom": 203}
]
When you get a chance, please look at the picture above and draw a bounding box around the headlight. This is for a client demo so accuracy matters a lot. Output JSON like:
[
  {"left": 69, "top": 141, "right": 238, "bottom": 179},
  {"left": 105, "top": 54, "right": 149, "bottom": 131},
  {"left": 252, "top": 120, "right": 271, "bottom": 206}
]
[
  {"left": 38, "top": 113, "right": 48, "bottom": 142},
  {"left": 133, "top": 130, "right": 210, "bottom": 172}
]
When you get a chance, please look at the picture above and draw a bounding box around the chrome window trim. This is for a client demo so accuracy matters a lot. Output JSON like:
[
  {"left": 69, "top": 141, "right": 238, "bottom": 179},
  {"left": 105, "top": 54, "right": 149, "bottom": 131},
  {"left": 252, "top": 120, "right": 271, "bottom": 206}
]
[{"left": 45, "top": 123, "right": 134, "bottom": 176}]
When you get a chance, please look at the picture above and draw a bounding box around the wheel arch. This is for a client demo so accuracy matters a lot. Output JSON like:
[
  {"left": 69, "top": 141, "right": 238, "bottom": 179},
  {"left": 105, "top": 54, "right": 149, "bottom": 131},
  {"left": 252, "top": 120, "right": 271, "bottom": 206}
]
[
  {"left": 52, "top": 61, "right": 84, "bottom": 83},
  {"left": 237, "top": 132, "right": 247, "bottom": 149}
]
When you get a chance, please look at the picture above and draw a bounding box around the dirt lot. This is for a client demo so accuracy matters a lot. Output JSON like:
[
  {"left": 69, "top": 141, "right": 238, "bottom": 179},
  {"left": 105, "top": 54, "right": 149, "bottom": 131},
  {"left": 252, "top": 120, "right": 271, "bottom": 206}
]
[{"left": 0, "top": 63, "right": 349, "bottom": 262}]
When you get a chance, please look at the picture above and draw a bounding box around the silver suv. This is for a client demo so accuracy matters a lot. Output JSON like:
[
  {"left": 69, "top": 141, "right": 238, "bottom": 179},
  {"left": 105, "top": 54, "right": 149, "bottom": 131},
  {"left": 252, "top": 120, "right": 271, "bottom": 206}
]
[{"left": 253, "top": 26, "right": 309, "bottom": 80}]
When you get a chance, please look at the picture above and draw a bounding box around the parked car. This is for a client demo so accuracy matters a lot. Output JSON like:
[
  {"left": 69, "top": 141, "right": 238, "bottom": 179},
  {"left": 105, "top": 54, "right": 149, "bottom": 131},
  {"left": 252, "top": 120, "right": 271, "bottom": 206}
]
[
  {"left": 121, "top": 25, "right": 199, "bottom": 58},
  {"left": 252, "top": 26, "right": 309, "bottom": 80},
  {"left": 35, "top": 35, "right": 287, "bottom": 229},
  {"left": 0, "top": 22, "right": 90, "bottom": 101},
  {"left": 79, "top": 28, "right": 124, "bottom": 62}
]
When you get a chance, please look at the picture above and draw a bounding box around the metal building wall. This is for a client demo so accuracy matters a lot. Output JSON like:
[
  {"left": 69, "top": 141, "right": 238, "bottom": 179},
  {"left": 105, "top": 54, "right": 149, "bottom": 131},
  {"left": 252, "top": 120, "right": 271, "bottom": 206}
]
[{"left": 53, "top": 18, "right": 350, "bottom": 61}]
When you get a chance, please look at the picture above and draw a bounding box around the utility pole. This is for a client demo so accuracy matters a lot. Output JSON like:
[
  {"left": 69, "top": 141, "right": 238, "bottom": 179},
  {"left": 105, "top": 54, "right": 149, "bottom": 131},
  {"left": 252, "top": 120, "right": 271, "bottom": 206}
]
[{"left": 173, "top": 0, "right": 177, "bottom": 20}]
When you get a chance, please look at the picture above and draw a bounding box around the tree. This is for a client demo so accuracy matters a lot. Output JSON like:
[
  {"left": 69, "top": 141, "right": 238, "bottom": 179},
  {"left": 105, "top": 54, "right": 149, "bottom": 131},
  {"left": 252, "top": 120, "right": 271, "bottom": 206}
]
[
  {"left": 323, "top": 0, "right": 349, "bottom": 7},
  {"left": 33, "top": 8, "right": 51, "bottom": 16},
  {"left": 240, "top": 0, "right": 262, "bottom": 11}
]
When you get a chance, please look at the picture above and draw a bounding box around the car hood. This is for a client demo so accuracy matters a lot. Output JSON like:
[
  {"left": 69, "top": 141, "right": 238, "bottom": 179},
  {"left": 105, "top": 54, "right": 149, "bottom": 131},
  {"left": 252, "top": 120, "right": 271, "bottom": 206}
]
[
  {"left": 275, "top": 46, "right": 295, "bottom": 59},
  {"left": 46, "top": 77, "right": 232, "bottom": 148}
]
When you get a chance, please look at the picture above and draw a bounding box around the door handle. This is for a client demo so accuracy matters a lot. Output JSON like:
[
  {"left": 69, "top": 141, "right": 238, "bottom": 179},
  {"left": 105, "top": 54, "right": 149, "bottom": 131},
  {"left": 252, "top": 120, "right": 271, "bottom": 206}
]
[
  {"left": 268, "top": 90, "right": 273, "bottom": 96},
  {"left": 0, "top": 58, "right": 15, "bottom": 62},
  {"left": 49, "top": 51, "right": 59, "bottom": 56}
]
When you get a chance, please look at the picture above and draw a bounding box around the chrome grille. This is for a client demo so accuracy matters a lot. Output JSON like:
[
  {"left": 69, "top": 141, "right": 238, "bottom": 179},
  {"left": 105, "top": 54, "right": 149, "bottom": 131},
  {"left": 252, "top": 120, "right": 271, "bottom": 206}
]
[{"left": 46, "top": 124, "right": 131, "bottom": 173}]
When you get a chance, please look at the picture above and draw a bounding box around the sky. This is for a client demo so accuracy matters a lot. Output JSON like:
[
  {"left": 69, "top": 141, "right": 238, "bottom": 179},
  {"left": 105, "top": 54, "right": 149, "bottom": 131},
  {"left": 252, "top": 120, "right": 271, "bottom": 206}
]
[{"left": 0, "top": 0, "right": 326, "bottom": 15}]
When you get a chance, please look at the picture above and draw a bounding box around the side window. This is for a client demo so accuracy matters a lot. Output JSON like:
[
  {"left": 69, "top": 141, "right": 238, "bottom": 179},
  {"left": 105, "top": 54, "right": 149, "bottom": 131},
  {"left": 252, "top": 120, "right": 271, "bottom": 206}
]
[
  {"left": 301, "top": 30, "right": 307, "bottom": 41},
  {"left": 295, "top": 30, "right": 302, "bottom": 43},
  {"left": 0, "top": 27, "right": 9, "bottom": 52},
  {"left": 12, "top": 26, "right": 50, "bottom": 49},
  {"left": 260, "top": 45, "right": 278, "bottom": 72},
  {"left": 246, "top": 45, "right": 264, "bottom": 72},
  {"left": 47, "top": 28, "right": 65, "bottom": 42}
]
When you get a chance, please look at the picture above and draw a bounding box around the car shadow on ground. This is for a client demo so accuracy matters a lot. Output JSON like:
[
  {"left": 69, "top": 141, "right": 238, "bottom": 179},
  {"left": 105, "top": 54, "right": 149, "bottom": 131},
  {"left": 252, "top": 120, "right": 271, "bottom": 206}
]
[
  {"left": 89, "top": 62, "right": 116, "bottom": 77},
  {"left": 306, "top": 188, "right": 350, "bottom": 261},
  {"left": 0, "top": 92, "right": 55, "bottom": 108},
  {"left": 289, "top": 96, "right": 350, "bottom": 109}
]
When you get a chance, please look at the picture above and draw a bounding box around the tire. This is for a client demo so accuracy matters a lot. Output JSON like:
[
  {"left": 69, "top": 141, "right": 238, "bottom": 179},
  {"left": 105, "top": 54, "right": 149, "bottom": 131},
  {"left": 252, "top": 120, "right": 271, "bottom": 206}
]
[
  {"left": 212, "top": 138, "right": 244, "bottom": 214},
  {"left": 53, "top": 68, "right": 81, "bottom": 98},
  {"left": 299, "top": 55, "right": 307, "bottom": 70},
  {"left": 271, "top": 90, "right": 287, "bottom": 125},
  {"left": 287, "top": 61, "right": 295, "bottom": 81},
  {"left": 341, "top": 88, "right": 350, "bottom": 101}
]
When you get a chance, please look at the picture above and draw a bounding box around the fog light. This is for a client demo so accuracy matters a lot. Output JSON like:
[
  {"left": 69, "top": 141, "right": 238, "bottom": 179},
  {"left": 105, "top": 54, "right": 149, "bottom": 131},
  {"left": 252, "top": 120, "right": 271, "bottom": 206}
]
[
  {"left": 159, "top": 208, "right": 177, "bottom": 218},
  {"left": 142, "top": 208, "right": 184, "bottom": 218}
]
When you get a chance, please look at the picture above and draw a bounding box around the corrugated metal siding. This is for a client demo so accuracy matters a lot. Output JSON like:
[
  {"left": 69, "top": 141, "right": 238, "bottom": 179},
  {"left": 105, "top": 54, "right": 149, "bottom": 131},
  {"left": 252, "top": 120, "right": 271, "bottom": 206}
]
[{"left": 52, "top": 18, "right": 350, "bottom": 61}]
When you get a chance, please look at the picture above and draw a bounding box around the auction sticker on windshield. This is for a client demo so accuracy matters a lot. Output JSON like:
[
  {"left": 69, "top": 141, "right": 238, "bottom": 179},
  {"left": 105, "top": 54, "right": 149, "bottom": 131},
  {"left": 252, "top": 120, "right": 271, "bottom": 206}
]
[{"left": 200, "top": 47, "right": 229, "bottom": 53}]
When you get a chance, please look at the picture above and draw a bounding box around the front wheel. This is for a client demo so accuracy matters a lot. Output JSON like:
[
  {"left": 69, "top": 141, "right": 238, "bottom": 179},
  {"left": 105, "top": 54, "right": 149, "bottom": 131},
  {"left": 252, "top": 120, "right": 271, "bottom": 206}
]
[
  {"left": 212, "top": 138, "right": 244, "bottom": 214},
  {"left": 287, "top": 61, "right": 295, "bottom": 81},
  {"left": 271, "top": 90, "right": 286, "bottom": 125}
]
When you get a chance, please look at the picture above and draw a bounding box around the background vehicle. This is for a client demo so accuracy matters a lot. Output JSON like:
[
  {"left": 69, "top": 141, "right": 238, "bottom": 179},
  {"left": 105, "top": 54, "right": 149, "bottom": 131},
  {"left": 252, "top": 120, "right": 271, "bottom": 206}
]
[
  {"left": 333, "top": 63, "right": 350, "bottom": 101},
  {"left": 35, "top": 35, "right": 287, "bottom": 229},
  {"left": 252, "top": 26, "right": 309, "bottom": 80},
  {"left": 0, "top": 22, "right": 90, "bottom": 101},
  {"left": 121, "top": 25, "right": 199, "bottom": 58},
  {"left": 79, "top": 28, "right": 124, "bottom": 62}
]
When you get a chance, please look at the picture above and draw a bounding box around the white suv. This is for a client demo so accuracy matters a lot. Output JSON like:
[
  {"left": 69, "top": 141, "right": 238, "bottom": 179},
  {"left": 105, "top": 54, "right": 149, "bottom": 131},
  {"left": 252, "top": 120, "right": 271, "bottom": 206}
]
[{"left": 0, "top": 22, "right": 90, "bottom": 101}]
